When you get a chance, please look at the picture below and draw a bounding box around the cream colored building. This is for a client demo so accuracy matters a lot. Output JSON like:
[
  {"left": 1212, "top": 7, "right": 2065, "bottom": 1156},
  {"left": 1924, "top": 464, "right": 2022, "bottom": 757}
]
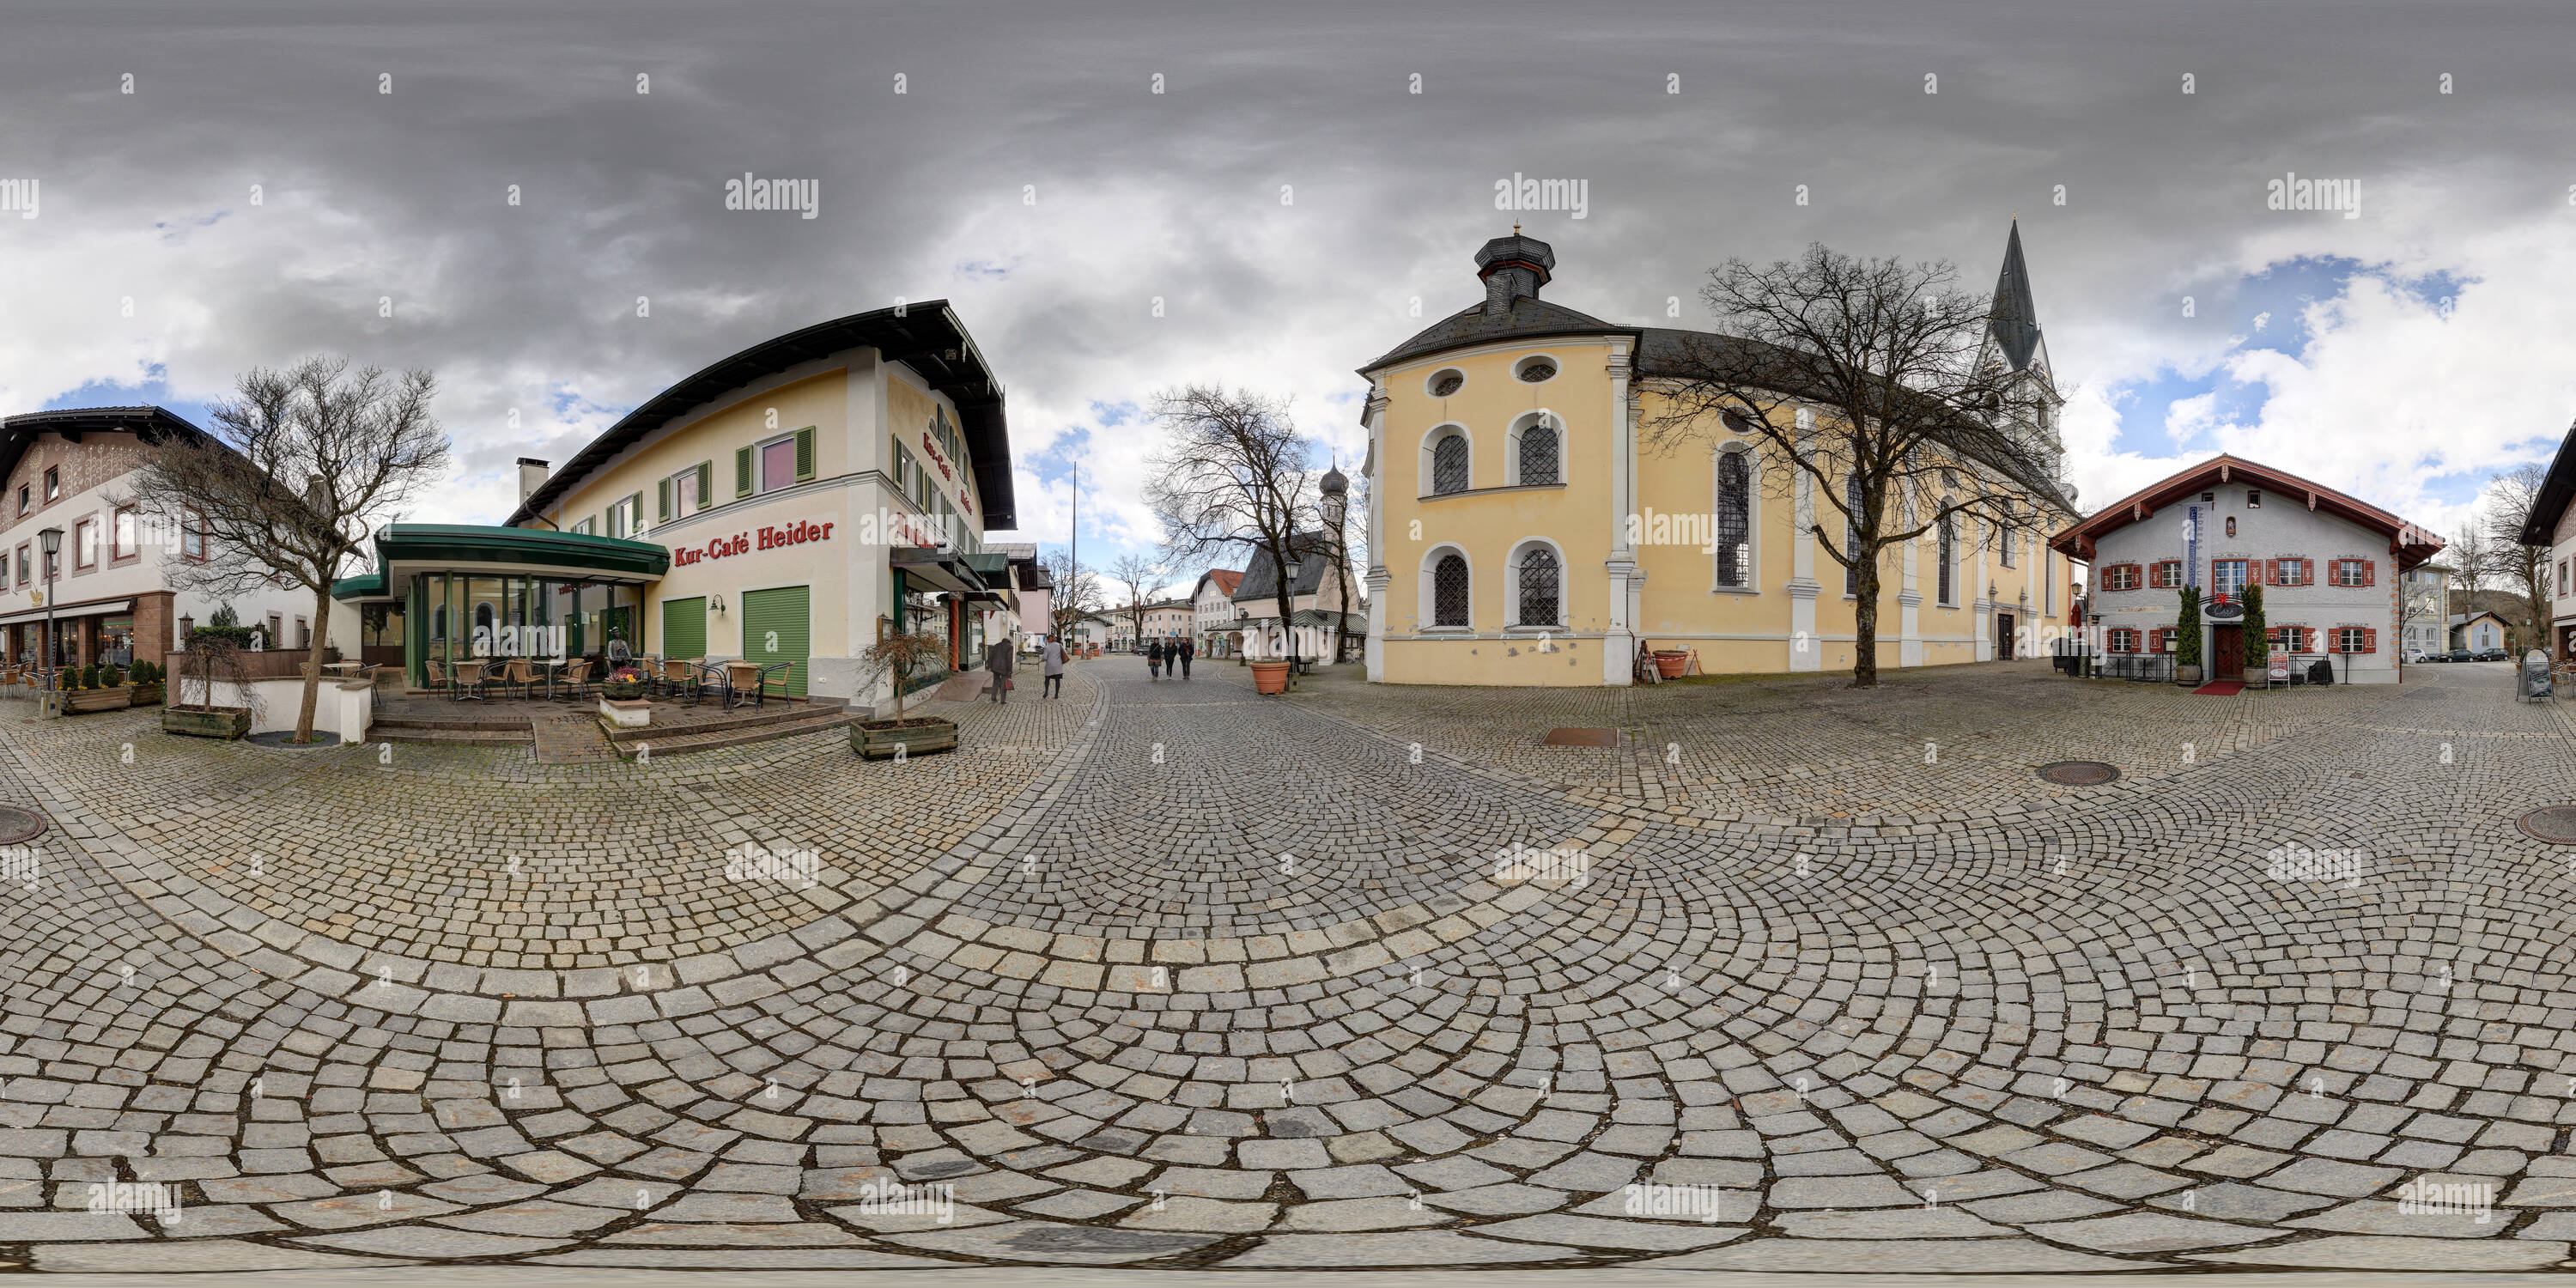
[{"left": 1357, "top": 228, "right": 2075, "bottom": 685}]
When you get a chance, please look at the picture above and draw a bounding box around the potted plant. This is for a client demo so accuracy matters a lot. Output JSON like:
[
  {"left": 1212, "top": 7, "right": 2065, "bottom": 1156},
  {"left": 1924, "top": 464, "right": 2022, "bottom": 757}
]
[
  {"left": 1651, "top": 649, "right": 1691, "bottom": 679},
  {"left": 65, "top": 662, "right": 133, "bottom": 714},
  {"left": 852, "top": 629, "right": 958, "bottom": 759},
  {"left": 2172, "top": 586, "right": 2202, "bottom": 684},
  {"left": 165, "top": 623, "right": 255, "bottom": 738},
  {"left": 1249, "top": 655, "right": 1292, "bottom": 694},
  {"left": 601, "top": 665, "right": 647, "bottom": 701},
  {"left": 126, "top": 659, "right": 164, "bottom": 707},
  {"left": 2241, "top": 584, "right": 2269, "bottom": 683}
]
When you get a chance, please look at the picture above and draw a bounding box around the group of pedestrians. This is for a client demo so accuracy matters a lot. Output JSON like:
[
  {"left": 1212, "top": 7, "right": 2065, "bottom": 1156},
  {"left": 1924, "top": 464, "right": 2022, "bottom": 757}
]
[
  {"left": 1145, "top": 636, "right": 1193, "bottom": 681},
  {"left": 987, "top": 633, "right": 1190, "bottom": 703}
]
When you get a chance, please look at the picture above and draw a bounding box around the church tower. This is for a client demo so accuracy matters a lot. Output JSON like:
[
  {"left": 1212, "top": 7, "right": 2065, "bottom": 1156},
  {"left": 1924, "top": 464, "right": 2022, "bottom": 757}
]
[{"left": 1984, "top": 219, "right": 2071, "bottom": 501}]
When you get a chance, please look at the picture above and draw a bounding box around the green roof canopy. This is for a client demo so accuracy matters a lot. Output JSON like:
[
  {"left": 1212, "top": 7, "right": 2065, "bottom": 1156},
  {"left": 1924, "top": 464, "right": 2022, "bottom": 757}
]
[{"left": 332, "top": 524, "right": 671, "bottom": 600}]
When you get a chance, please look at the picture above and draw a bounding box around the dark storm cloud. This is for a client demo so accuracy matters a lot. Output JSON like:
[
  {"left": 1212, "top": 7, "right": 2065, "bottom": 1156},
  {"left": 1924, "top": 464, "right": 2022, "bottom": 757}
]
[{"left": 5, "top": 0, "right": 2573, "bottom": 538}]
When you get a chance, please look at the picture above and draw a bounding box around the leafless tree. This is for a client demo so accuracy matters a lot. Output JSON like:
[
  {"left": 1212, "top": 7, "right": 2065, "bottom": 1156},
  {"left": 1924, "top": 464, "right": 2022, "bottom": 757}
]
[
  {"left": 1144, "top": 386, "right": 1313, "bottom": 667},
  {"left": 1109, "top": 553, "right": 1164, "bottom": 646},
  {"left": 2487, "top": 463, "right": 2550, "bottom": 653},
  {"left": 1647, "top": 244, "right": 2066, "bottom": 687},
  {"left": 1039, "top": 547, "right": 1101, "bottom": 641},
  {"left": 118, "top": 355, "right": 446, "bottom": 742},
  {"left": 2447, "top": 520, "right": 2492, "bottom": 605}
]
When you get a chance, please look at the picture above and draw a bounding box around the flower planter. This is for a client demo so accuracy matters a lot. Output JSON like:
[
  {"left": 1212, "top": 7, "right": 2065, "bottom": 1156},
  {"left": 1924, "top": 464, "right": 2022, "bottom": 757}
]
[
  {"left": 1652, "top": 650, "right": 1690, "bottom": 679},
  {"left": 64, "top": 687, "right": 133, "bottom": 714},
  {"left": 164, "top": 705, "right": 251, "bottom": 739},
  {"left": 2175, "top": 665, "right": 2202, "bottom": 685},
  {"left": 853, "top": 716, "right": 958, "bottom": 760},
  {"left": 1250, "top": 660, "right": 1291, "bottom": 695},
  {"left": 127, "top": 681, "right": 164, "bottom": 707},
  {"left": 601, "top": 679, "right": 646, "bottom": 702}
]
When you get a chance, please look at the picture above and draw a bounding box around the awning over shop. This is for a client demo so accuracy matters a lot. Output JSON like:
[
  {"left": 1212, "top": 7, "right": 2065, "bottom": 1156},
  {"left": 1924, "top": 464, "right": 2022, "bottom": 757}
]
[
  {"left": 891, "top": 547, "right": 985, "bottom": 597},
  {"left": 0, "top": 597, "right": 134, "bottom": 629},
  {"left": 334, "top": 524, "right": 671, "bottom": 600}
]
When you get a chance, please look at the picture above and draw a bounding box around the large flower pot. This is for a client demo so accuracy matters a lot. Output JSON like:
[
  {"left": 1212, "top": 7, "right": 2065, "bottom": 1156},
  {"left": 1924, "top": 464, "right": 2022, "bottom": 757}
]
[
  {"left": 1652, "top": 650, "right": 1690, "bottom": 679},
  {"left": 854, "top": 717, "right": 958, "bottom": 760},
  {"left": 126, "top": 681, "right": 164, "bottom": 707},
  {"left": 64, "top": 687, "right": 133, "bottom": 714},
  {"left": 1250, "top": 660, "right": 1291, "bottom": 695},
  {"left": 164, "top": 705, "right": 251, "bottom": 739},
  {"left": 602, "top": 678, "right": 646, "bottom": 702},
  {"left": 2175, "top": 665, "right": 2202, "bottom": 685}
]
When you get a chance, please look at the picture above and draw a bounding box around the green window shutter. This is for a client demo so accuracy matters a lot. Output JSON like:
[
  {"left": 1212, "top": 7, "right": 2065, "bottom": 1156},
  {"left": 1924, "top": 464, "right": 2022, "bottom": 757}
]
[
  {"left": 794, "top": 427, "right": 816, "bottom": 480},
  {"left": 735, "top": 446, "right": 753, "bottom": 497},
  {"left": 657, "top": 477, "right": 671, "bottom": 522},
  {"left": 659, "top": 596, "right": 708, "bottom": 661},
  {"left": 695, "top": 461, "right": 713, "bottom": 509},
  {"left": 740, "top": 585, "right": 811, "bottom": 696}
]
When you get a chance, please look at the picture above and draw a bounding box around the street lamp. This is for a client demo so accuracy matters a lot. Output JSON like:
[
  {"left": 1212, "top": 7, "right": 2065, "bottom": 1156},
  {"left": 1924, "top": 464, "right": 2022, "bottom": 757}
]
[{"left": 36, "top": 526, "right": 61, "bottom": 681}]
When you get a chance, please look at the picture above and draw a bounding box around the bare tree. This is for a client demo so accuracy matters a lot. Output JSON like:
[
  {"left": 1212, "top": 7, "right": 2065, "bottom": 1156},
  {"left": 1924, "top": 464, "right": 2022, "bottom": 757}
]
[
  {"left": 2487, "top": 463, "right": 2549, "bottom": 654},
  {"left": 119, "top": 355, "right": 446, "bottom": 742},
  {"left": 2448, "top": 520, "right": 2492, "bottom": 605},
  {"left": 1647, "top": 244, "right": 2065, "bottom": 687},
  {"left": 1039, "top": 547, "right": 1101, "bottom": 641},
  {"left": 1109, "top": 552, "right": 1163, "bottom": 647},
  {"left": 1144, "top": 386, "right": 1313, "bottom": 667}
]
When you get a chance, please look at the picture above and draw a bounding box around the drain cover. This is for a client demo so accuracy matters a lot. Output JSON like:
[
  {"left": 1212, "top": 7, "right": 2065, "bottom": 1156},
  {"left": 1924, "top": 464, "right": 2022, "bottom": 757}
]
[
  {"left": 2038, "top": 761, "right": 2120, "bottom": 787},
  {"left": 0, "top": 805, "right": 46, "bottom": 844},
  {"left": 2519, "top": 806, "right": 2576, "bottom": 844},
  {"left": 1541, "top": 727, "right": 1619, "bottom": 748}
]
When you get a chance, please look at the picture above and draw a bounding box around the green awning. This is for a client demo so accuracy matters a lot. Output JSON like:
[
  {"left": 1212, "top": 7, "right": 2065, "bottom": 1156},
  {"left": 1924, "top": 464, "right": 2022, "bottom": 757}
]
[
  {"left": 331, "top": 571, "right": 387, "bottom": 601},
  {"left": 337, "top": 523, "right": 671, "bottom": 600}
]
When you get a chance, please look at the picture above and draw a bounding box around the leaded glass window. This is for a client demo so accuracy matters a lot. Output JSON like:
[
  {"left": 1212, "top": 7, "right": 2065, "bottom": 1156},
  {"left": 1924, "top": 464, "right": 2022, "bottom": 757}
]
[
  {"left": 1433, "top": 554, "right": 1469, "bottom": 626},
  {"left": 1517, "top": 546, "right": 1560, "bottom": 626},
  {"left": 1432, "top": 434, "right": 1468, "bottom": 495},
  {"left": 1844, "top": 475, "right": 1865, "bottom": 595},
  {"left": 1519, "top": 422, "right": 1559, "bottom": 485},
  {"left": 1937, "top": 511, "right": 1957, "bottom": 605},
  {"left": 1716, "top": 453, "right": 1750, "bottom": 587}
]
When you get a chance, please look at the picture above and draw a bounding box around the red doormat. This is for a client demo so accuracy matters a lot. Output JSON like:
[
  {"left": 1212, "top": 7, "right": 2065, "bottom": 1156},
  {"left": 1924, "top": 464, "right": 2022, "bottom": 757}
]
[{"left": 2191, "top": 680, "right": 2245, "bottom": 696}]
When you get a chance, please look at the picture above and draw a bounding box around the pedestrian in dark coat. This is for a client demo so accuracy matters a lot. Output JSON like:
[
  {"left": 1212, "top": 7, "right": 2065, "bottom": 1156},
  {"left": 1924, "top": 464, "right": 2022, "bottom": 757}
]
[
  {"left": 1177, "top": 637, "right": 1194, "bottom": 679},
  {"left": 1145, "top": 637, "right": 1163, "bottom": 680},
  {"left": 986, "top": 636, "right": 1013, "bottom": 703}
]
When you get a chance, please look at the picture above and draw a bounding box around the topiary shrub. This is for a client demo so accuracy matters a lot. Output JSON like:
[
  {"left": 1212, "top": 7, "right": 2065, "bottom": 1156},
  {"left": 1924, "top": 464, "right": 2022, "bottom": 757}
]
[
  {"left": 78, "top": 665, "right": 97, "bottom": 690},
  {"left": 100, "top": 663, "right": 122, "bottom": 688}
]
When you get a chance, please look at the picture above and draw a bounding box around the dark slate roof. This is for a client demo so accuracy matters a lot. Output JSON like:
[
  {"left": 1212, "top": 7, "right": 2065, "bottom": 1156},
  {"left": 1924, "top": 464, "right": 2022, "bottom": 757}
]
[
  {"left": 1990, "top": 220, "right": 2043, "bottom": 372},
  {"left": 506, "top": 301, "right": 1013, "bottom": 529},
  {"left": 1360, "top": 295, "right": 1633, "bottom": 375},
  {"left": 1233, "top": 532, "right": 1335, "bottom": 603},
  {"left": 2520, "top": 414, "right": 2576, "bottom": 544},
  {"left": 0, "top": 406, "right": 212, "bottom": 485}
]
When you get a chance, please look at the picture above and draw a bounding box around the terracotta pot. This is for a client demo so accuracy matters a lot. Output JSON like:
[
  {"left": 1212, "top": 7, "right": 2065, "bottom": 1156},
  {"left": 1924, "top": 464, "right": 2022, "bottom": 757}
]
[
  {"left": 1249, "top": 660, "right": 1291, "bottom": 695},
  {"left": 1652, "top": 651, "right": 1689, "bottom": 679}
]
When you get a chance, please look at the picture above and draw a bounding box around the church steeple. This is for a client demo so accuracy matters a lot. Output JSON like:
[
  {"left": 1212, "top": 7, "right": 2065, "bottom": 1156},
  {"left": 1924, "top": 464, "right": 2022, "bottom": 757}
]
[{"left": 1989, "top": 218, "right": 2044, "bottom": 374}]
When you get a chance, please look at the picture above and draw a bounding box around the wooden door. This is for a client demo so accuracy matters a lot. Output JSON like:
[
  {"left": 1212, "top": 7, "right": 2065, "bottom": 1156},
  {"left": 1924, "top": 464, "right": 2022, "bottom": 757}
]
[{"left": 2213, "top": 624, "right": 2243, "bottom": 674}]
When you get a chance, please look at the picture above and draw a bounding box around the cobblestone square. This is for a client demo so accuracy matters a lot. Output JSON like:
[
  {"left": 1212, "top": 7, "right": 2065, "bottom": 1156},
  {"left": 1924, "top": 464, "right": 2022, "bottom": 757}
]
[{"left": 1, "top": 655, "right": 2570, "bottom": 1279}]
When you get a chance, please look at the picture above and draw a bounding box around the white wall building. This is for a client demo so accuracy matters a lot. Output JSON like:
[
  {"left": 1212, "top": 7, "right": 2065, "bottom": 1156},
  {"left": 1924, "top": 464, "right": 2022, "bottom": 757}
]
[
  {"left": 2519, "top": 421, "right": 2576, "bottom": 663},
  {"left": 2050, "top": 455, "right": 2440, "bottom": 684},
  {"left": 2399, "top": 563, "right": 2450, "bottom": 659}
]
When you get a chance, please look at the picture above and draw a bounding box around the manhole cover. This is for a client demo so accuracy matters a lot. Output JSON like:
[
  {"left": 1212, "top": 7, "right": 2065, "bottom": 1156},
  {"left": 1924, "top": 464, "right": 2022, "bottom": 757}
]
[
  {"left": 2518, "top": 806, "right": 2576, "bottom": 844},
  {"left": 0, "top": 805, "right": 46, "bottom": 844},
  {"left": 2038, "top": 761, "right": 2120, "bottom": 787},
  {"left": 1542, "top": 727, "right": 1619, "bottom": 747},
  {"left": 246, "top": 731, "right": 344, "bottom": 749}
]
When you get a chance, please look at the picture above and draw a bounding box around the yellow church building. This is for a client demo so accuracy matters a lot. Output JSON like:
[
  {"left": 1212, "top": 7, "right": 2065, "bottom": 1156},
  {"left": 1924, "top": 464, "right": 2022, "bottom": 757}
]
[{"left": 1358, "top": 226, "right": 2079, "bottom": 685}]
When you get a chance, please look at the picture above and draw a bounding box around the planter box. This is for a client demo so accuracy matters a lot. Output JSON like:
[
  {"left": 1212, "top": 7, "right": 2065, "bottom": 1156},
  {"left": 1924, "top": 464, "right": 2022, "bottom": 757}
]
[
  {"left": 2175, "top": 665, "right": 2202, "bottom": 685},
  {"left": 64, "top": 687, "right": 133, "bottom": 714},
  {"left": 127, "top": 681, "right": 164, "bottom": 707},
  {"left": 164, "top": 706, "right": 252, "bottom": 739},
  {"left": 601, "top": 681, "right": 647, "bottom": 702},
  {"left": 600, "top": 697, "right": 651, "bottom": 728},
  {"left": 853, "top": 717, "right": 958, "bottom": 760}
]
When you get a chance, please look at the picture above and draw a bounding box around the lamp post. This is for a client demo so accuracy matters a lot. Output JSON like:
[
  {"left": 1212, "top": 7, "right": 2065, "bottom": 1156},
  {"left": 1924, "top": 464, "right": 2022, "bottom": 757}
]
[{"left": 36, "top": 526, "right": 61, "bottom": 683}]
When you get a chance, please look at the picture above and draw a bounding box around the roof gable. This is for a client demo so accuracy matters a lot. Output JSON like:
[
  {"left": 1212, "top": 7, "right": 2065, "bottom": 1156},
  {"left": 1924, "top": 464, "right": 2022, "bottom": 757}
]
[{"left": 2050, "top": 454, "right": 2443, "bottom": 570}]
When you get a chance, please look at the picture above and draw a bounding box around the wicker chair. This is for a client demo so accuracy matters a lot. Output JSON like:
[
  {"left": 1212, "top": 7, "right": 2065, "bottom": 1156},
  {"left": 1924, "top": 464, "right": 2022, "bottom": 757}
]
[
  {"left": 555, "top": 658, "right": 593, "bottom": 702},
  {"left": 659, "top": 658, "right": 702, "bottom": 705},
  {"left": 500, "top": 658, "right": 541, "bottom": 702}
]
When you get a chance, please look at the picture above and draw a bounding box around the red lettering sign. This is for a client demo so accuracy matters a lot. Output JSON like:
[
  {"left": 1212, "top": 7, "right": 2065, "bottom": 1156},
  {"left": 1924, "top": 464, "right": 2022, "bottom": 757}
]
[{"left": 670, "top": 522, "right": 833, "bottom": 567}]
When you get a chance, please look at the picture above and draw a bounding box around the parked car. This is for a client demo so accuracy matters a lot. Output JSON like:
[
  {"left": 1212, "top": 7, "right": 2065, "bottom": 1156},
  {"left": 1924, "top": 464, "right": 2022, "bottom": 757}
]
[
  {"left": 2476, "top": 647, "right": 2510, "bottom": 662},
  {"left": 2446, "top": 649, "right": 2473, "bottom": 663}
]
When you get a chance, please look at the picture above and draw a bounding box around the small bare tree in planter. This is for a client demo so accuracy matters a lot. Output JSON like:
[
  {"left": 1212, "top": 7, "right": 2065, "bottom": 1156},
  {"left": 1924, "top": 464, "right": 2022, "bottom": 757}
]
[
  {"left": 1143, "top": 386, "right": 1315, "bottom": 684},
  {"left": 851, "top": 629, "right": 958, "bottom": 759},
  {"left": 118, "top": 355, "right": 447, "bottom": 744},
  {"left": 165, "top": 623, "right": 261, "bottom": 738}
]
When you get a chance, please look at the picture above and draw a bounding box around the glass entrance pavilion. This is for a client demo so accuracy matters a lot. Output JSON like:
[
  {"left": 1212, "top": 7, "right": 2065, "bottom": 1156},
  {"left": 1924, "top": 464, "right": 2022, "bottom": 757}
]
[{"left": 331, "top": 525, "right": 671, "bottom": 689}]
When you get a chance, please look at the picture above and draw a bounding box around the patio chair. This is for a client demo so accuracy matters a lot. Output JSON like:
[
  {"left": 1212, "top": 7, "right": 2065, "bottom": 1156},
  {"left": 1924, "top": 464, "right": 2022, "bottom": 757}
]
[
  {"left": 445, "top": 658, "right": 493, "bottom": 702},
  {"left": 554, "top": 658, "right": 593, "bottom": 702},
  {"left": 752, "top": 660, "right": 793, "bottom": 707},
  {"left": 721, "top": 660, "right": 762, "bottom": 710},
  {"left": 659, "top": 658, "right": 702, "bottom": 705},
  {"left": 495, "top": 658, "right": 538, "bottom": 702}
]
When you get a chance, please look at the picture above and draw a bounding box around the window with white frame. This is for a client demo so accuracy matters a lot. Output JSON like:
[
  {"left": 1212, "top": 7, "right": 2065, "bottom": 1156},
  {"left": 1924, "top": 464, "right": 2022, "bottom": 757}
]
[
  {"left": 1844, "top": 474, "right": 1864, "bottom": 596},
  {"left": 1515, "top": 415, "right": 1559, "bottom": 486},
  {"left": 1935, "top": 507, "right": 1956, "bottom": 605},
  {"left": 1429, "top": 431, "right": 1468, "bottom": 495}
]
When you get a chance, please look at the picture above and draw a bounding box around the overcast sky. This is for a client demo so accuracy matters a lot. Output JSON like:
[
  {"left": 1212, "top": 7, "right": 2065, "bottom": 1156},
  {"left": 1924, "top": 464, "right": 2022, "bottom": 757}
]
[{"left": 7, "top": 0, "right": 2575, "bottom": 592}]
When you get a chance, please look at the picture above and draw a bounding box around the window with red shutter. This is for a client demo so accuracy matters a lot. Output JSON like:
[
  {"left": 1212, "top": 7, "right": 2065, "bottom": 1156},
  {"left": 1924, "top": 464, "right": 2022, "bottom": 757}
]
[
  {"left": 2362, "top": 627, "right": 2376, "bottom": 652},
  {"left": 2361, "top": 562, "right": 2375, "bottom": 587}
]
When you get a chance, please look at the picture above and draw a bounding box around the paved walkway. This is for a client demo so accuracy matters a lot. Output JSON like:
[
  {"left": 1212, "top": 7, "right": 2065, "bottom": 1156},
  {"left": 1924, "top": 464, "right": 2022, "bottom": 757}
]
[{"left": 0, "top": 658, "right": 2571, "bottom": 1276}]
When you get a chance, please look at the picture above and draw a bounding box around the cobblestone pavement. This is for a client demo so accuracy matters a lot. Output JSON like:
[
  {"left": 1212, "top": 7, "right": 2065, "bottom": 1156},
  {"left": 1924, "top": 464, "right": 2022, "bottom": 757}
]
[{"left": 0, "top": 656, "right": 2573, "bottom": 1276}]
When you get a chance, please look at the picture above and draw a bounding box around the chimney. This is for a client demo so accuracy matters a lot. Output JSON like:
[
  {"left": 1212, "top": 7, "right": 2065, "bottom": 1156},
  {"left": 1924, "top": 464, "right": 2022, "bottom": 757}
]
[
  {"left": 517, "top": 458, "right": 550, "bottom": 504},
  {"left": 1473, "top": 229, "right": 1555, "bottom": 318}
]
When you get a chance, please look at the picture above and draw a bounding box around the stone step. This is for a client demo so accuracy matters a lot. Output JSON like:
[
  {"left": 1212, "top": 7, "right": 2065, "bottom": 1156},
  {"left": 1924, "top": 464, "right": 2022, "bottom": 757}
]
[
  {"left": 372, "top": 726, "right": 531, "bottom": 745},
  {"left": 616, "top": 708, "right": 859, "bottom": 757},
  {"left": 601, "top": 698, "right": 848, "bottom": 744},
  {"left": 374, "top": 713, "right": 532, "bottom": 732}
]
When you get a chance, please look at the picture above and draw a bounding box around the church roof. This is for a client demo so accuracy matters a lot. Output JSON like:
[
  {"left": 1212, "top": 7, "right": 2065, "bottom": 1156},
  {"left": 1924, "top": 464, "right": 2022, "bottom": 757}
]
[
  {"left": 1360, "top": 295, "right": 1631, "bottom": 374},
  {"left": 1234, "top": 532, "right": 1336, "bottom": 602}
]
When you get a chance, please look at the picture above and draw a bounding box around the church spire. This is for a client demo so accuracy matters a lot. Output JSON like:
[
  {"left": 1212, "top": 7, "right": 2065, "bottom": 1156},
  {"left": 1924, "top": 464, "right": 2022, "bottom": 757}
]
[{"left": 1989, "top": 218, "right": 2043, "bottom": 373}]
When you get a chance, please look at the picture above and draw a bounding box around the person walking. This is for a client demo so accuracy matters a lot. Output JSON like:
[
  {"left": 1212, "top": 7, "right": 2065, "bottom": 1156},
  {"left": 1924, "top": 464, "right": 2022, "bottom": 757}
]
[
  {"left": 1178, "top": 636, "right": 1194, "bottom": 679},
  {"left": 1145, "top": 637, "right": 1163, "bottom": 681},
  {"left": 986, "top": 633, "right": 1014, "bottom": 703},
  {"left": 1042, "top": 635, "right": 1066, "bottom": 699}
]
